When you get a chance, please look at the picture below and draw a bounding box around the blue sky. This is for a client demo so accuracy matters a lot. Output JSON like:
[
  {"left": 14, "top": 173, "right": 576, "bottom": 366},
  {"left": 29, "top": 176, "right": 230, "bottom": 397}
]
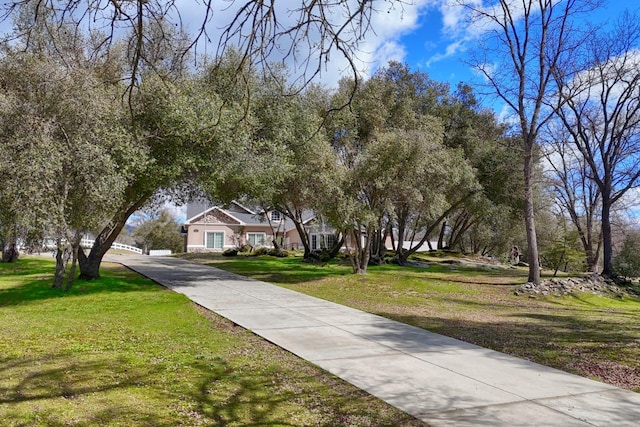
[
  {"left": 174, "top": 0, "right": 636, "bottom": 101},
  {"left": 375, "top": 0, "right": 635, "bottom": 89}
]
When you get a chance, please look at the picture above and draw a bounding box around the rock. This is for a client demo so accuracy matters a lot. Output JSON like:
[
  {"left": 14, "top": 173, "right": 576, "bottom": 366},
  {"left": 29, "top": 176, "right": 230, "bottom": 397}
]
[{"left": 515, "top": 274, "right": 631, "bottom": 298}]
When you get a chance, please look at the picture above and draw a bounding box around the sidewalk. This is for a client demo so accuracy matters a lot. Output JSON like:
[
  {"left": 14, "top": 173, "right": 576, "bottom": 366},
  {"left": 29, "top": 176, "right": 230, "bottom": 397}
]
[{"left": 110, "top": 255, "right": 640, "bottom": 426}]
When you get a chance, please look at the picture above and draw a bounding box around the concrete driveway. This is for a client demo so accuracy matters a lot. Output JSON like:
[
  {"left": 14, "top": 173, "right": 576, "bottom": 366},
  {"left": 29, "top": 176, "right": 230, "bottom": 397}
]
[{"left": 109, "top": 254, "right": 640, "bottom": 426}]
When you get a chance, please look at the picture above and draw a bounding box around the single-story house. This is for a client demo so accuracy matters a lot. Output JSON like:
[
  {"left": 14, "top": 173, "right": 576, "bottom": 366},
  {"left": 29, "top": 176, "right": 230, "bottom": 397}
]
[{"left": 182, "top": 201, "right": 340, "bottom": 252}]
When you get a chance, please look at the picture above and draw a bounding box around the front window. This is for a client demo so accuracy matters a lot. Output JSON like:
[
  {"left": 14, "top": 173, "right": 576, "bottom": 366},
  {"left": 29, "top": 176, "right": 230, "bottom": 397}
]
[
  {"left": 311, "top": 233, "right": 337, "bottom": 250},
  {"left": 326, "top": 233, "right": 336, "bottom": 250},
  {"left": 271, "top": 211, "right": 281, "bottom": 221},
  {"left": 206, "top": 232, "right": 224, "bottom": 249},
  {"left": 247, "top": 232, "right": 266, "bottom": 247}
]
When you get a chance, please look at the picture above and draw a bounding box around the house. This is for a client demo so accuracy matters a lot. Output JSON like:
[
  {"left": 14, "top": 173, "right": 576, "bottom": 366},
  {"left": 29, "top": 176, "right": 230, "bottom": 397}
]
[{"left": 182, "top": 201, "right": 339, "bottom": 252}]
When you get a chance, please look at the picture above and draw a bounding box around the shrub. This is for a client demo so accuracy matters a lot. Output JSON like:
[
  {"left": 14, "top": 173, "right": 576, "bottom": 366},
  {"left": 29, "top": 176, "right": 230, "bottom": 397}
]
[
  {"left": 613, "top": 233, "right": 640, "bottom": 280},
  {"left": 247, "top": 247, "right": 290, "bottom": 257},
  {"left": 269, "top": 248, "right": 289, "bottom": 257},
  {"left": 238, "top": 244, "right": 252, "bottom": 253},
  {"left": 309, "top": 250, "right": 331, "bottom": 262},
  {"left": 222, "top": 248, "right": 238, "bottom": 257},
  {"left": 252, "top": 247, "right": 270, "bottom": 256}
]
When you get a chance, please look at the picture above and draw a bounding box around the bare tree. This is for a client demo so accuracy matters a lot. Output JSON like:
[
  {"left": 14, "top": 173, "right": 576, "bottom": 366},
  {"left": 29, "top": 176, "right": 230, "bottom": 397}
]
[
  {"left": 542, "top": 130, "right": 602, "bottom": 272},
  {"left": 2, "top": 0, "right": 408, "bottom": 90},
  {"left": 552, "top": 11, "right": 640, "bottom": 276},
  {"left": 462, "top": 0, "right": 600, "bottom": 284}
]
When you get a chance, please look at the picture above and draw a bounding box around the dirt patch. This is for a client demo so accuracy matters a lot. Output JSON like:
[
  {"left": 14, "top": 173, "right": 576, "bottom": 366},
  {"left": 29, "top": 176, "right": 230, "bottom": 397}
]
[{"left": 571, "top": 359, "right": 640, "bottom": 391}]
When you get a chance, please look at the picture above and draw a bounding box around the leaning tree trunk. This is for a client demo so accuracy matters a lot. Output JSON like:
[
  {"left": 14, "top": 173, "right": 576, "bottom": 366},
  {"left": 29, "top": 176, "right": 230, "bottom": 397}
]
[
  {"left": 78, "top": 229, "right": 117, "bottom": 280},
  {"left": 78, "top": 192, "right": 152, "bottom": 279},
  {"left": 397, "top": 199, "right": 466, "bottom": 264},
  {"left": 328, "top": 234, "right": 344, "bottom": 259}
]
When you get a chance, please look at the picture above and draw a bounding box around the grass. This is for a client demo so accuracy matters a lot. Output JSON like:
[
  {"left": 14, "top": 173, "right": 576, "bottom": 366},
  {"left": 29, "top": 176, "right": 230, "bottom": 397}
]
[
  {"left": 0, "top": 256, "right": 424, "bottom": 426},
  {"left": 183, "top": 252, "right": 640, "bottom": 392}
]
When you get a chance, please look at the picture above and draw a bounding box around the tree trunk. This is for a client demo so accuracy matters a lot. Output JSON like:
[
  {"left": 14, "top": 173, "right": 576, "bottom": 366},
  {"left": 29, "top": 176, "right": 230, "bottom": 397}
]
[
  {"left": 79, "top": 192, "right": 152, "bottom": 279},
  {"left": 601, "top": 200, "right": 613, "bottom": 276},
  {"left": 53, "top": 239, "right": 69, "bottom": 289},
  {"left": 328, "top": 234, "right": 344, "bottom": 259},
  {"left": 437, "top": 219, "right": 447, "bottom": 249},
  {"left": 524, "top": 147, "right": 541, "bottom": 284},
  {"left": 293, "top": 218, "right": 311, "bottom": 258},
  {"left": 349, "top": 228, "right": 370, "bottom": 274},
  {"left": 397, "top": 200, "right": 466, "bottom": 264},
  {"left": 284, "top": 206, "right": 312, "bottom": 258},
  {"left": 78, "top": 240, "right": 110, "bottom": 280},
  {"left": 64, "top": 234, "right": 82, "bottom": 291},
  {"left": 394, "top": 212, "right": 407, "bottom": 260}
]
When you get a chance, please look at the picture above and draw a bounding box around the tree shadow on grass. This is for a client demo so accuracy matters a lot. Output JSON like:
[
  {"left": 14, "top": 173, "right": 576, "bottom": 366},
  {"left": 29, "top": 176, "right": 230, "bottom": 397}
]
[
  {"left": 378, "top": 309, "right": 640, "bottom": 387},
  {"left": 0, "top": 355, "right": 152, "bottom": 405},
  {"left": 0, "top": 260, "right": 162, "bottom": 308},
  {"left": 185, "top": 253, "right": 531, "bottom": 288},
  {"left": 0, "top": 353, "right": 182, "bottom": 426},
  {"left": 192, "top": 364, "right": 308, "bottom": 426},
  {"left": 193, "top": 256, "right": 353, "bottom": 285},
  {"left": 1, "top": 352, "right": 306, "bottom": 426},
  {"left": 187, "top": 354, "right": 425, "bottom": 427}
]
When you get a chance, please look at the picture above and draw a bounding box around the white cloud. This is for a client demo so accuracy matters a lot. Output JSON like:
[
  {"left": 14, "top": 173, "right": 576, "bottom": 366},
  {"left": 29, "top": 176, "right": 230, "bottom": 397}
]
[
  {"left": 496, "top": 102, "right": 517, "bottom": 125},
  {"left": 568, "top": 49, "right": 640, "bottom": 104},
  {"left": 175, "top": 0, "right": 435, "bottom": 86},
  {"left": 435, "top": 0, "right": 532, "bottom": 63},
  {"left": 426, "top": 39, "right": 464, "bottom": 66},
  {"left": 440, "top": 0, "right": 472, "bottom": 34}
]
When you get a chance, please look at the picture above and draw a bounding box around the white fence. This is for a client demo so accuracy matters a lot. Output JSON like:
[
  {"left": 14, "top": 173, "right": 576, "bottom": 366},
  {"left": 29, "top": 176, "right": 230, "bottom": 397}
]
[
  {"left": 80, "top": 239, "right": 143, "bottom": 254},
  {"left": 149, "top": 249, "right": 172, "bottom": 256}
]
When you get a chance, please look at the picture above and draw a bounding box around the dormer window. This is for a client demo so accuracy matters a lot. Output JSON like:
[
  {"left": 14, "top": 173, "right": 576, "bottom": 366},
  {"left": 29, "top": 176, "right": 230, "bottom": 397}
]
[{"left": 271, "top": 211, "right": 282, "bottom": 221}]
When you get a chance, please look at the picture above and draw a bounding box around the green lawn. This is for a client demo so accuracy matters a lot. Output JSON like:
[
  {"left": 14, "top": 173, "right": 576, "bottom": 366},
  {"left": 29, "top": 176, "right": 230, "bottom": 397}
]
[
  {"left": 0, "top": 256, "right": 424, "bottom": 426},
  {"left": 184, "top": 252, "right": 640, "bottom": 392}
]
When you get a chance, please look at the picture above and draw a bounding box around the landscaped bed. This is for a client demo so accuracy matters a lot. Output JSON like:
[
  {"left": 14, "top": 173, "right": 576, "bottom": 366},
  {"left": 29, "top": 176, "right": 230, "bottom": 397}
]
[
  {"left": 0, "top": 256, "right": 424, "bottom": 426},
  {"left": 182, "top": 252, "right": 640, "bottom": 392}
]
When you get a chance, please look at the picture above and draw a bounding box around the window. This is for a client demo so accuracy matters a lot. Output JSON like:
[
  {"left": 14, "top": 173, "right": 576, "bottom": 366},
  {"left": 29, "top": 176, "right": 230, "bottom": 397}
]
[
  {"left": 311, "top": 233, "right": 337, "bottom": 250},
  {"left": 205, "top": 232, "right": 224, "bottom": 249},
  {"left": 326, "top": 233, "right": 337, "bottom": 250},
  {"left": 270, "top": 211, "right": 281, "bottom": 221},
  {"left": 247, "top": 232, "right": 266, "bottom": 247}
]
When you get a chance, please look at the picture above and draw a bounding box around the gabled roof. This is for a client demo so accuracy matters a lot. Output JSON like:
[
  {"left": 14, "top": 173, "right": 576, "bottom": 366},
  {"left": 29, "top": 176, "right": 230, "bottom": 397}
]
[
  {"left": 227, "top": 201, "right": 257, "bottom": 215},
  {"left": 184, "top": 206, "right": 244, "bottom": 225},
  {"left": 283, "top": 210, "right": 317, "bottom": 232},
  {"left": 184, "top": 205, "right": 272, "bottom": 226},
  {"left": 184, "top": 203, "right": 323, "bottom": 231}
]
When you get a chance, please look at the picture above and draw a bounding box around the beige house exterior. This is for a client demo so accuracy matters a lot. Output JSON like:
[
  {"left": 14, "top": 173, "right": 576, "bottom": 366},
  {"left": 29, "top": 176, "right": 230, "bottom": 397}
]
[{"left": 183, "top": 202, "right": 339, "bottom": 253}]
